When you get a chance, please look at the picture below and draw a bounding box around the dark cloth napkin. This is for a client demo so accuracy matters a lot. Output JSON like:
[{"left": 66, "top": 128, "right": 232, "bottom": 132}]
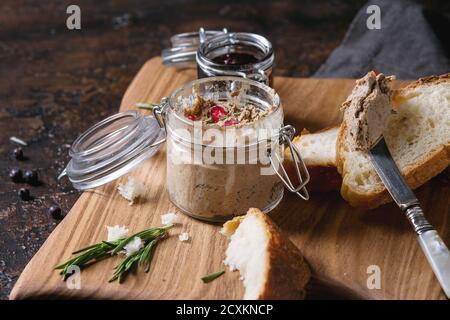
[{"left": 314, "top": 0, "right": 450, "bottom": 79}]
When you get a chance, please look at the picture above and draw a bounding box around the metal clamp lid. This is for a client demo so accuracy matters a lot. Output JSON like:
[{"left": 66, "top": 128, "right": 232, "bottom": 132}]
[
  {"left": 161, "top": 28, "right": 228, "bottom": 67},
  {"left": 269, "top": 125, "right": 310, "bottom": 200}
]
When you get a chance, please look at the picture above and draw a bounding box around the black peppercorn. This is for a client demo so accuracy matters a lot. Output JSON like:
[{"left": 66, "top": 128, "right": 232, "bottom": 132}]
[
  {"left": 9, "top": 168, "right": 23, "bottom": 183},
  {"left": 24, "top": 169, "right": 38, "bottom": 185},
  {"left": 48, "top": 205, "right": 63, "bottom": 219},
  {"left": 13, "top": 147, "right": 24, "bottom": 160},
  {"left": 18, "top": 188, "right": 31, "bottom": 201}
]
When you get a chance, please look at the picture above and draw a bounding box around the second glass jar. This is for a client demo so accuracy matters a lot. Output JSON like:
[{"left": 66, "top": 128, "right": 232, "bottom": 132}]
[{"left": 196, "top": 32, "right": 274, "bottom": 86}]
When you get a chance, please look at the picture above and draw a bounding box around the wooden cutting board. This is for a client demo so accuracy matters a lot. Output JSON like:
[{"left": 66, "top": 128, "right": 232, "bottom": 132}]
[{"left": 10, "top": 58, "right": 450, "bottom": 300}]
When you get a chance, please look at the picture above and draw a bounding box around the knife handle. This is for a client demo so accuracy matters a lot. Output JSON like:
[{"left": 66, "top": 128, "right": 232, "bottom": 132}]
[
  {"left": 418, "top": 230, "right": 450, "bottom": 299},
  {"left": 404, "top": 205, "right": 433, "bottom": 234},
  {"left": 405, "top": 205, "right": 450, "bottom": 298}
]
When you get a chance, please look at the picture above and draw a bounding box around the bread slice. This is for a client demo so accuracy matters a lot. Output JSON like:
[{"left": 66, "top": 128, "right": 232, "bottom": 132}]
[
  {"left": 284, "top": 127, "right": 341, "bottom": 192},
  {"left": 222, "top": 208, "right": 311, "bottom": 300},
  {"left": 337, "top": 73, "right": 450, "bottom": 208}
]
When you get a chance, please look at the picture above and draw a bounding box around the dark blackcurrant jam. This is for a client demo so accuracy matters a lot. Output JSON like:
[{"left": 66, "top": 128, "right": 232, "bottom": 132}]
[
  {"left": 212, "top": 53, "right": 259, "bottom": 65},
  {"left": 196, "top": 32, "right": 274, "bottom": 86}
]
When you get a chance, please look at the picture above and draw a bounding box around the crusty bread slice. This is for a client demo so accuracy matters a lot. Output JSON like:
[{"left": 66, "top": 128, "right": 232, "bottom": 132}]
[
  {"left": 222, "top": 208, "right": 311, "bottom": 300},
  {"left": 284, "top": 127, "right": 342, "bottom": 192},
  {"left": 336, "top": 73, "right": 450, "bottom": 208}
]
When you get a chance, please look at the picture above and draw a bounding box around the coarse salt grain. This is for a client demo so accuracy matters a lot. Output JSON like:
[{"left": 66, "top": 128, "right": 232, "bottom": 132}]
[
  {"left": 161, "top": 212, "right": 178, "bottom": 225},
  {"left": 178, "top": 232, "right": 189, "bottom": 242},
  {"left": 117, "top": 176, "right": 145, "bottom": 205},
  {"left": 123, "top": 237, "right": 144, "bottom": 256},
  {"left": 106, "top": 225, "right": 129, "bottom": 241}
]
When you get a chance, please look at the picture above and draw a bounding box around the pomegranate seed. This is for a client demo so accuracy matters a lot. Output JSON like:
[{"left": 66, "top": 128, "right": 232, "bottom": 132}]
[
  {"left": 210, "top": 105, "right": 228, "bottom": 123},
  {"left": 224, "top": 119, "right": 240, "bottom": 126},
  {"left": 186, "top": 114, "right": 198, "bottom": 121}
]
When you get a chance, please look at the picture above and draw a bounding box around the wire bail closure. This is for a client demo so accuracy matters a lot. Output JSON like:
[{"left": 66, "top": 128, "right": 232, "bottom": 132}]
[
  {"left": 153, "top": 97, "right": 169, "bottom": 129},
  {"left": 161, "top": 28, "right": 228, "bottom": 67},
  {"left": 269, "top": 125, "right": 310, "bottom": 200}
]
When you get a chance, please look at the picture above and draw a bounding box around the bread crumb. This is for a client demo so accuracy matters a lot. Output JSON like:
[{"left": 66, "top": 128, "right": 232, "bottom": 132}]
[
  {"left": 106, "top": 225, "right": 129, "bottom": 241},
  {"left": 220, "top": 216, "right": 243, "bottom": 237},
  {"left": 178, "top": 232, "right": 189, "bottom": 242},
  {"left": 161, "top": 212, "right": 178, "bottom": 225},
  {"left": 117, "top": 176, "right": 145, "bottom": 205}
]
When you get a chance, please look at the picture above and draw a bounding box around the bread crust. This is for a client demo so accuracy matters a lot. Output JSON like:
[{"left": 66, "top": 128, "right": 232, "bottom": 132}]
[
  {"left": 285, "top": 126, "right": 342, "bottom": 192},
  {"left": 335, "top": 121, "right": 347, "bottom": 175},
  {"left": 337, "top": 74, "right": 450, "bottom": 209},
  {"left": 245, "top": 208, "right": 311, "bottom": 300},
  {"left": 399, "top": 73, "right": 450, "bottom": 89},
  {"left": 393, "top": 73, "right": 450, "bottom": 106}
]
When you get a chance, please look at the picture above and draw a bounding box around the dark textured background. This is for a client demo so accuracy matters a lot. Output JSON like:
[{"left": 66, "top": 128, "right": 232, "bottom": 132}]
[{"left": 0, "top": 0, "right": 449, "bottom": 299}]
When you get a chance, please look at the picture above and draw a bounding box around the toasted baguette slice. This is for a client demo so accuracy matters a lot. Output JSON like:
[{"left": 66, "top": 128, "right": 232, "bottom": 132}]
[
  {"left": 284, "top": 127, "right": 342, "bottom": 192},
  {"left": 222, "top": 208, "right": 311, "bottom": 300},
  {"left": 337, "top": 73, "right": 450, "bottom": 208}
]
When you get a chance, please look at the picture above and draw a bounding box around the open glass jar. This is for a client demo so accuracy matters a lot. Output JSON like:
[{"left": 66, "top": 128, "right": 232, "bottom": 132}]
[{"left": 60, "top": 77, "right": 309, "bottom": 222}]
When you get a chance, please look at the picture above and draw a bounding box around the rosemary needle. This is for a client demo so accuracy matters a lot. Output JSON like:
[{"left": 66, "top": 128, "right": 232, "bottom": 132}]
[
  {"left": 9, "top": 136, "right": 28, "bottom": 146},
  {"left": 136, "top": 102, "right": 158, "bottom": 110},
  {"left": 201, "top": 270, "right": 225, "bottom": 283}
]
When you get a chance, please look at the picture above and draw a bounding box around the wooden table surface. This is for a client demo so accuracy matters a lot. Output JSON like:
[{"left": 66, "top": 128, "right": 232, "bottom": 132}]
[{"left": 1, "top": 0, "right": 449, "bottom": 299}]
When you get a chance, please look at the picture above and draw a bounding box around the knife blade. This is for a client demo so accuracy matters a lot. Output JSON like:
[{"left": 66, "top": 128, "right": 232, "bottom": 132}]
[
  {"left": 369, "top": 139, "right": 418, "bottom": 209},
  {"left": 369, "top": 138, "right": 450, "bottom": 298}
]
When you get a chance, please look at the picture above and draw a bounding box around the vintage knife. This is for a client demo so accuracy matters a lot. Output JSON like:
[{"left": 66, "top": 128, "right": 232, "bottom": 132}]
[{"left": 369, "top": 138, "right": 450, "bottom": 298}]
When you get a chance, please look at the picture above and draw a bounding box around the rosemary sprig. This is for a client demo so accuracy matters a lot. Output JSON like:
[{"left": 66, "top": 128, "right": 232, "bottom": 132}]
[
  {"left": 109, "top": 249, "right": 141, "bottom": 283},
  {"left": 109, "top": 236, "right": 162, "bottom": 283},
  {"left": 201, "top": 270, "right": 225, "bottom": 283},
  {"left": 139, "top": 238, "right": 158, "bottom": 272},
  {"left": 136, "top": 102, "right": 158, "bottom": 111},
  {"left": 55, "top": 225, "right": 174, "bottom": 283}
]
